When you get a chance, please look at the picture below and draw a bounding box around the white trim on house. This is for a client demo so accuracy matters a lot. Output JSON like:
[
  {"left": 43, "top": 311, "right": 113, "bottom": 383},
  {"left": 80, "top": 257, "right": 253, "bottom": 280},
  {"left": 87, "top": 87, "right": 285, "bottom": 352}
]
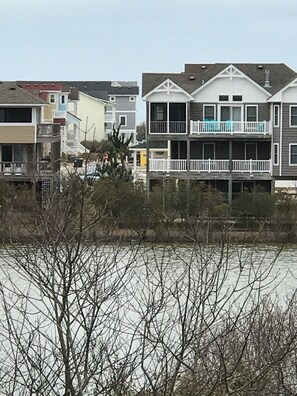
[
  {"left": 143, "top": 79, "right": 194, "bottom": 100},
  {"left": 267, "top": 76, "right": 297, "bottom": 102},
  {"left": 191, "top": 65, "right": 271, "bottom": 97}
]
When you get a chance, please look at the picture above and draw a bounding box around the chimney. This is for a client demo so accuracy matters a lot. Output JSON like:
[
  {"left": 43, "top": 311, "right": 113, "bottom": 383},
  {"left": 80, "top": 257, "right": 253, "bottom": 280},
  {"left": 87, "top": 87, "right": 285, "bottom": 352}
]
[{"left": 264, "top": 70, "right": 271, "bottom": 88}]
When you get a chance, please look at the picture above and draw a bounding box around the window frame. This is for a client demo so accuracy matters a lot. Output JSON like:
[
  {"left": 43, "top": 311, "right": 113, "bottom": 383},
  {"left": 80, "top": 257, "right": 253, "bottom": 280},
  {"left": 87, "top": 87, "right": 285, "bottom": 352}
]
[
  {"left": 119, "top": 115, "right": 127, "bottom": 126},
  {"left": 219, "top": 95, "right": 229, "bottom": 102},
  {"left": 273, "top": 143, "right": 279, "bottom": 166},
  {"left": 49, "top": 94, "right": 56, "bottom": 104},
  {"left": 289, "top": 106, "right": 297, "bottom": 127},
  {"left": 203, "top": 104, "right": 216, "bottom": 121},
  {"left": 273, "top": 105, "right": 280, "bottom": 127},
  {"left": 289, "top": 143, "right": 297, "bottom": 165},
  {"left": 245, "top": 105, "right": 258, "bottom": 122},
  {"left": 232, "top": 95, "right": 242, "bottom": 102}
]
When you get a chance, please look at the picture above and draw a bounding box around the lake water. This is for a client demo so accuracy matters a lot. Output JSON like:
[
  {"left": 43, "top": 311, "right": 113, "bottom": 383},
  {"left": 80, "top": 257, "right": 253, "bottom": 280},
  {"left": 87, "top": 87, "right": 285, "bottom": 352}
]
[{"left": 0, "top": 242, "right": 296, "bottom": 394}]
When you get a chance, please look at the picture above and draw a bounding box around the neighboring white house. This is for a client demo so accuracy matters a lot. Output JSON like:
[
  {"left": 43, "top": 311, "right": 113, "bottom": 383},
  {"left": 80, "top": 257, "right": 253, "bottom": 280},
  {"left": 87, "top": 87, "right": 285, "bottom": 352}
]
[{"left": 67, "top": 90, "right": 115, "bottom": 143}]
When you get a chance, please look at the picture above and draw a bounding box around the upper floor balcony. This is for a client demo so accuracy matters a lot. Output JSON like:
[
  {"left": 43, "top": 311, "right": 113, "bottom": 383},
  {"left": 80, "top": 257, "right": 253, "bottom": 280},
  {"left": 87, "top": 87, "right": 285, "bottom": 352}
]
[{"left": 190, "top": 120, "right": 272, "bottom": 136}]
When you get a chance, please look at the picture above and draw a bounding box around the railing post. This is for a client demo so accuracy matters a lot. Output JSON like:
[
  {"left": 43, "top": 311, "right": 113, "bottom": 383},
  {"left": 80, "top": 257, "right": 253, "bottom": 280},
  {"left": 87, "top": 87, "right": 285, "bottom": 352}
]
[
  {"left": 208, "top": 159, "right": 211, "bottom": 173},
  {"left": 250, "top": 159, "right": 252, "bottom": 174}
]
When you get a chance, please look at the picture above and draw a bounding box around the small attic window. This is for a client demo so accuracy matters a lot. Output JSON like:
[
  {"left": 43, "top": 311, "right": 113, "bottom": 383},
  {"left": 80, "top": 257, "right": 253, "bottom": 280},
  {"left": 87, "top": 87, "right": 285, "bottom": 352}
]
[
  {"left": 10, "top": 87, "right": 16, "bottom": 91},
  {"left": 110, "top": 96, "right": 116, "bottom": 102}
]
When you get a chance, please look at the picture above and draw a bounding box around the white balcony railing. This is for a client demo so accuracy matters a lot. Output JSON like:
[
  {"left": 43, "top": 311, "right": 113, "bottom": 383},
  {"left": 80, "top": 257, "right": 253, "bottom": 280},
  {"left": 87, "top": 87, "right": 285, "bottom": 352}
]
[
  {"left": 1, "top": 162, "right": 25, "bottom": 175},
  {"left": 191, "top": 121, "right": 271, "bottom": 135},
  {"left": 149, "top": 159, "right": 271, "bottom": 174},
  {"left": 232, "top": 160, "right": 271, "bottom": 173},
  {"left": 190, "top": 160, "right": 230, "bottom": 172},
  {"left": 149, "top": 159, "right": 187, "bottom": 172}
]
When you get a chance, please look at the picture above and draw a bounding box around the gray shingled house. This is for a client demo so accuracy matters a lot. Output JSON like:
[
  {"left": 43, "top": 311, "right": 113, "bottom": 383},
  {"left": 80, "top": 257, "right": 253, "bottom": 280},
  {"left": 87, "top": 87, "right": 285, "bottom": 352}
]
[{"left": 143, "top": 63, "right": 297, "bottom": 201}]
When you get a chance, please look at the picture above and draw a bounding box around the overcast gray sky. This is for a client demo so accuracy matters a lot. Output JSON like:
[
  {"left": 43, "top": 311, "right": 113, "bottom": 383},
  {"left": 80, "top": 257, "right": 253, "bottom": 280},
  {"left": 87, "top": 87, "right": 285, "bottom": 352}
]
[{"left": 1, "top": 0, "right": 297, "bottom": 122}]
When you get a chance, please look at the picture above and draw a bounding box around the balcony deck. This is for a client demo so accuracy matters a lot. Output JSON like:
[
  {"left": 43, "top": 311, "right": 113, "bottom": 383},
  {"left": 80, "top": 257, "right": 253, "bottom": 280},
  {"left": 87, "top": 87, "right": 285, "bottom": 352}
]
[
  {"left": 0, "top": 160, "right": 60, "bottom": 179},
  {"left": 149, "top": 159, "right": 271, "bottom": 174},
  {"left": 190, "top": 121, "right": 271, "bottom": 135}
]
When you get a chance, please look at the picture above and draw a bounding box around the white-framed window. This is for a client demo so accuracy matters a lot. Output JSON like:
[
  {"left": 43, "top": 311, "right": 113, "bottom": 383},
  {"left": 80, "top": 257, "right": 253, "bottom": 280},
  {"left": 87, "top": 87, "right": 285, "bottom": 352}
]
[
  {"left": 219, "top": 95, "right": 229, "bottom": 101},
  {"left": 273, "top": 143, "right": 279, "bottom": 165},
  {"left": 119, "top": 115, "right": 127, "bottom": 126},
  {"left": 203, "top": 104, "right": 215, "bottom": 120},
  {"left": 246, "top": 105, "right": 258, "bottom": 122},
  {"left": 49, "top": 94, "right": 56, "bottom": 104},
  {"left": 110, "top": 96, "right": 116, "bottom": 102},
  {"left": 274, "top": 105, "right": 280, "bottom": 127},
  {"left": 245, "top": 143, "right": 257, "bottom": 160},
  {"left": 289, "top": 144, "right": 297, "bottom": 165},
  {"left": 129, "top": 96, "right": 135, "bottom": 102},
  {"left": 220, "top": 105, "right": 242, "bottom": 122},
  {"left": 233, "top": 95, "right": 242, "bottom": 102},
  {"left": 290, "top": 106, "right": 297, "bottom": 127}
]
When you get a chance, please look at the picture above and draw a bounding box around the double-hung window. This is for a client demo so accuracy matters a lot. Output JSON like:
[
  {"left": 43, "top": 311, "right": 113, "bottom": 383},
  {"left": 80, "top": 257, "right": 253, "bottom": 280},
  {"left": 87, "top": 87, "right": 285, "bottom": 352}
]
[
  {"left": 274, "top": 105, "right": 279, "bottom": 127},
  {"left": 246, "top": 106, "right": 257, "bottom": 122},
  {"left": 290, "top": 144, "right": 297, "bottom": 165},
  {"left": 290, "top": 106, "right": 297, "bottom": 127},
  {"left": 203, "top": 105, "right": 215, "bottom": 120}
]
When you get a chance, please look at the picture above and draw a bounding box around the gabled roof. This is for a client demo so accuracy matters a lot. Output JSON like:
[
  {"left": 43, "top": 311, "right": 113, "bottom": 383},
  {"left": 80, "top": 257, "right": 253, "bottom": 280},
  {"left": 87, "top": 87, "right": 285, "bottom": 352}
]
[
  {"left": 143, "top": 78, "right": 194, "bottom": 100},
  {"left": 142, "top": 63, "right": 297, "bottom": 98},
  {"left": 0, "top": 82, "right": 48, "bottom": 105},
  {"left": 17, "top": 80, "right": 139, "bottom": 100}
]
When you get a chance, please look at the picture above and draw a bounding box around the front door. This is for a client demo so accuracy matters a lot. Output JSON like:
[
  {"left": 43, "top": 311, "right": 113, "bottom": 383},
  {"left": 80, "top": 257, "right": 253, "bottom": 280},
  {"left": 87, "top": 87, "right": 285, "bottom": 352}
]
[
  {"left": 245, "top": 143, "right": 257, "bottom": 160},
  {"left": 203, "top": 143, "right": 215, "bottom": 159}
]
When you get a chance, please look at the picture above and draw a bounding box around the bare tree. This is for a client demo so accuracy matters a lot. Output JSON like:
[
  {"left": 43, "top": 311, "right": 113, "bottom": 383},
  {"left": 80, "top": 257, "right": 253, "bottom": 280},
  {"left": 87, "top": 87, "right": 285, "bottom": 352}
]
[
  {"left": 0, "top": 178, "right": 296, "bottom": 395},
  {"left": 0, "top": 177, "right": 140, "bottom": 395}
]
